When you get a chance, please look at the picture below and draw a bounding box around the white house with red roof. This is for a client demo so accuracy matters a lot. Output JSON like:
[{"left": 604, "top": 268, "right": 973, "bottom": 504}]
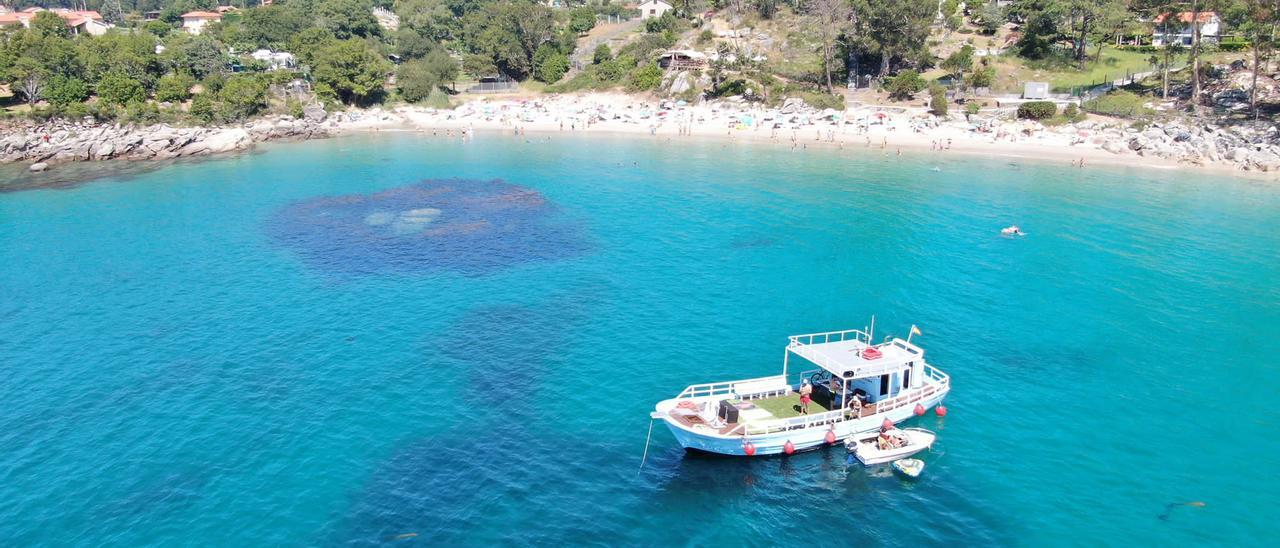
[
  {"left": 1152, "top": 11, "right": 1221, "bottom": 46},
  {"left": 181, "top": 11, "right": 223, "bottom": 35},
  {"left": 0, "top": 7, "right": 112, "bottom": 36}
]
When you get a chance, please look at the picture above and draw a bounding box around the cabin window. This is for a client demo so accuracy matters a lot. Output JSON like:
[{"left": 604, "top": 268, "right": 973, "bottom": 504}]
[
  {"left": 879, "top": 374, "right": 889, "bottom": 396},
  {"left": 902, "top": 368, "right": 911, "bottom": 389}
]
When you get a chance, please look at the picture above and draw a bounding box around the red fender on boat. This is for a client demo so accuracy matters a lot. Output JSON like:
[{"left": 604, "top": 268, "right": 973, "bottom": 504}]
[
  {"left": 825, "top": 430, "right": 837, "bottom": 444},
  {"left": 783, "top": 440, "right": 795, "bottom": 455},
  {"left": 914, "top": 404, "right": 926, "bottom": 416},
  {"left": 743, "top": 441, "right": 756, "bottom": 456},
  {"left": 936, "top": 405, "right": 948, "bottom": 417}
]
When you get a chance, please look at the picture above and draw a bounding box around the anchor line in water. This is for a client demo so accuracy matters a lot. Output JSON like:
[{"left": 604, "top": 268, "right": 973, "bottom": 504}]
[{"left": 639, "top": 418, "right": 656, "bottom": 473}]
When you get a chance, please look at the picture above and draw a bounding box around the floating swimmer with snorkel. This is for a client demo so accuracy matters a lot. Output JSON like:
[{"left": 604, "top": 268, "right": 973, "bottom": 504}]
[{"left": 1001, "top": 225, "right": 1025, "bottom": 237}]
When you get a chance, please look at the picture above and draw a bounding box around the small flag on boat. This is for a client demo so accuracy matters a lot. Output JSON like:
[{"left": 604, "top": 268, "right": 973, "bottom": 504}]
[{"left": 910, "top": 325, "right": 922, "bottom": 337}]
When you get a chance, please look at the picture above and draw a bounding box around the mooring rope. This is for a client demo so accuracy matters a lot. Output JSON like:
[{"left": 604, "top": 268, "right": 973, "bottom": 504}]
[{"left": 638, "top": 419, "right": 656, "bottom": 473}]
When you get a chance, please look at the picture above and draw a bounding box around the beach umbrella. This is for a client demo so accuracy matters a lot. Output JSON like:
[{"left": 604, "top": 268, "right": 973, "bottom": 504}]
[{"left": 875, "top": 112, "right": 887, "bottom": 119}]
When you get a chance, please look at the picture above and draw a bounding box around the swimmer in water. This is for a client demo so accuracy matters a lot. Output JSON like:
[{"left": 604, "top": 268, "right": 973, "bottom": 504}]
[
  {"left": 1158, "top": 501, "right": 1206, "bottom": 521},
  {"left": 1001, "top": 225, "right": 1025, "bottom": 236}
]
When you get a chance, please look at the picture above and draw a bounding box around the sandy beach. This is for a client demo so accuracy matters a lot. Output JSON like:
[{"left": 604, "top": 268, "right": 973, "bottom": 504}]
[{"left": 372, "top": 92, "right": 1259, "bottom": 176}]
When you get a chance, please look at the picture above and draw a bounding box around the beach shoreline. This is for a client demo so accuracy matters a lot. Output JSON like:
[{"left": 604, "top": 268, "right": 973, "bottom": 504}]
[{"left": 4, "top": 91, "right": 1277, "bottom": 184}]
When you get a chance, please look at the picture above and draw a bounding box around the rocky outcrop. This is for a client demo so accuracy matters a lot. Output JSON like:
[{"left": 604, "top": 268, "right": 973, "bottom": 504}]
[
  {"left": 0, "top": 113, "right": 339, "bottom": 166},
  {"left": 1088, "top": 119, "right": 1280, "bottom": 172}
]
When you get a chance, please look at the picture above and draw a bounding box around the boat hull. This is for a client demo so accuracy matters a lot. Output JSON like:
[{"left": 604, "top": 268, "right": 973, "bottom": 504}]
[{"left": 658, "top": 391, "right": 947, "bottom": 456}]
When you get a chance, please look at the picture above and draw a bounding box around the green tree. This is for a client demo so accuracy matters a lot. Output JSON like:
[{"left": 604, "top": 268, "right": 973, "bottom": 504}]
[
  {"left": 394, "top": 27, "right": 437, "bottom": 60},
  {"left": 317, "top": 0, "right": 383, "bottom": 40},
  {"left": 97, "top": 71, "right": 146, "bottom": 106},
  {"left": 885, "top": 69, "right": 925, "bottom": 99},
  {"left": 593, "top": 44, "right": 613, "bottom": 65},
  {"left": 396, "top": 57, "right": 441, "bottom": 102},
  {"left": 218, "top": 74, "right": 268, "bottom": 121},
  {"left": 461, "top": 1, "right": 558, "bottom": 80},
  {"left": 161, "top": 34, "right": 226, "bottom": 80},
  {"left": 807, "top": 0, "right": 853, "bottom": 93},
  {"left": 626, "top": 62, "right": 662, "bottom": 91},
  {"left": 30, "top": 11, "right": 70, "bottom": 39},
  {"left": 190, "top": 92, "right": 216, "bottom": 122},
  {"left": 289, "top": 28, "right": 338, "bottom": 66},
  {"left": 46, "top": 75, "right": 90, "bottom": 107},
  {"left": 10, "top": 58, "right": 48, "bottom": 105},
  {"left": 862, "top": 0, "right": 934, "bottom": 77},
  {"left": 535, "top": 49, "right": 569, "bottom": 83},
  {"left": 393, "top": 0, "right": 461, "bottom": 43},
  {"left": 421, "top": 47, "right": 459, "bottom": 90},
  {"left": 569, "top": 7, "right": 596, "bottom": 34},
  {"left": 941, "top": 45, "right": 974, "bottom": 82},
  {"left": 978, "top": 1, "right": 1006, "bottom": 35},
  {"left": 311, "top": 39, "right": 392, "bottom": 105},
  {"left": 155, "top": 72, "right": 196, "bottom": 103},
  {"left": 929, "top": 83, "right": 948, "bottom": 116},
  {"left": 241, "top": 5, "right": 311, "bottom": 49},
  {"left": 144, "top": 20, "right": 172, "bottom": 37}
]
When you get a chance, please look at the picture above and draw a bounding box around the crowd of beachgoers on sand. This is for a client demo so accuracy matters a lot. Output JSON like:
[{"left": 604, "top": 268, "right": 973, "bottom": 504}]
[{"left": 5, "top": 92, "right": 1279, "bottom": 175}]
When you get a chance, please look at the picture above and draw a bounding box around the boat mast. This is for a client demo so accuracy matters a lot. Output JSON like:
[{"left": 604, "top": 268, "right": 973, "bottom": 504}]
[
  {"left": 869, "top": 315, "right": 876, "bottom": 344},
  {"left": 782, "top": 346, "right": 790, "bottom": 381}
]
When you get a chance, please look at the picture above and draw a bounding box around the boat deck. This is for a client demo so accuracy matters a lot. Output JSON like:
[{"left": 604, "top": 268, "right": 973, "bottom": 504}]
[{"left": 668, "top": 392, "right": 834, "bottom": 435}]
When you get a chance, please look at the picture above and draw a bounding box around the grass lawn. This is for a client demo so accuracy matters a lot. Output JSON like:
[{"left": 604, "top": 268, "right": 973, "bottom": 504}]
[
  {"left": 749, "top": 392, "right": 830, "bottom": 419},
  {"left": 992, "top": 46, "right": 1175, "bottom": 94}
]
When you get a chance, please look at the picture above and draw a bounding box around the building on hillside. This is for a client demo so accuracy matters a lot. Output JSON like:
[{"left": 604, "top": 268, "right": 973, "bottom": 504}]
[
  {"left": 637, "top": 0, "right": 673, "bottom": 20},
  {"left": 658, "top": 49, "right": 708, "bottom": 70},
  {"left": 143, "top": 10, "right": 161, "bottom": 20},
  {"left": 1022, "top": 82, "right": 1049, "bottom": 100},
  {"left": 1152, "top": 11, "right": 1220, "bottom": 46},
  {"left": 250, "top": 49, "right": 296, "bottom": 71},
  {"left": 0, "top": 8, "right": 112, "bottom": 36},
  {"left": 181, "top": 11, "right": 222, "bottom": 34},
  {"left": 0, "top": 5, "right": 11, "bottom": 15}
]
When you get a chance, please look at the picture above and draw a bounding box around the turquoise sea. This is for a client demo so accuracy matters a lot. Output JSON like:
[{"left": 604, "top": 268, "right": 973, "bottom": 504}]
[{"left": 1, "top": 133, "right": 1277, "bottom": 545}]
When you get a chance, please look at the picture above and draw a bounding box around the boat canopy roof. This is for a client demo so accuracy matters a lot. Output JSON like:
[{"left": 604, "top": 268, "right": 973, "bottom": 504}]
[{"left": 788, "top": 329, "right": 924, "bottom": 379}]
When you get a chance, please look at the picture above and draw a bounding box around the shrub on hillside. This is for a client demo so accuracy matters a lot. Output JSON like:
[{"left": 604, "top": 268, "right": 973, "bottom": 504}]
[
  {"left": 97, "top": 72, "right": 146, "bottom": 106},
  {"left": 46, "top": 76, "right": 89, "bottom": 107},
  {"left": 929, "top": 84, "right": 948, "bottom": 116},
  {"left": 886, "top": 70, "right": 926, "bottom": 100},
  {"left": 155, "top": 73, "right": 196, "bottom": 103},
  {"left": 1083, "top": 90, "right": 1152, "bottom": 118},
  {"left": 626, "top": 63, "right": 663, "bottom": 92},
  {"left": 1017, "top": 101, "right": 1056, "bottom": 120}
]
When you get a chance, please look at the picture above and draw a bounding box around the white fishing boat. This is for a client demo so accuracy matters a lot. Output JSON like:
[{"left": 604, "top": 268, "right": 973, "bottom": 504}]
[
  {"left": 846, "top": 427, "right": 937, "bottom": 465},
  {"left": 649, "top": 323, "right": 950, "bottom": 456}
]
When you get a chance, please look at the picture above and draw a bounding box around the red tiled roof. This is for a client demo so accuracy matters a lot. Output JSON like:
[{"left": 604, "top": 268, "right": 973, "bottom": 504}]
[
  {"left": 1153, "top": 11, "right": 1218, "bottom": 24},
  {"left": 181, "top": 11, "right": 223, "bottom": 19}
]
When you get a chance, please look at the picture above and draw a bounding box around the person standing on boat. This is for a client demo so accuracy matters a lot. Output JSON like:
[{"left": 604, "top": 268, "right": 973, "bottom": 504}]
[{"left": 799, "top": 380, "right": 813, "bottom": 414}]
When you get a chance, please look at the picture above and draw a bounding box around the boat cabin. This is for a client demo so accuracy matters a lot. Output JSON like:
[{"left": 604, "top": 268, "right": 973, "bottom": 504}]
[{"left": 786, "top": 330, "right": 928, "bottom": 417}]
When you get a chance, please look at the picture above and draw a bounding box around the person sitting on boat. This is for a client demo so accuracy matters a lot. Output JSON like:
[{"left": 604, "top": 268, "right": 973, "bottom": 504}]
[
  {"left": 847, "top": 392, "right": 864, "bottom": 418},
  {"left": 798, "top": 380, "right": 813, "bottom": 414}
]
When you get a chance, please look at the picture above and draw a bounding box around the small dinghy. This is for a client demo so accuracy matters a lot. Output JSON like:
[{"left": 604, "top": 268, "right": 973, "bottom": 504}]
[
  {"left": 846, "top": 427, "right": 936, "bottom": 465},
  {"left": 892, "top": 458, "right": 924, "bottom": 478}
]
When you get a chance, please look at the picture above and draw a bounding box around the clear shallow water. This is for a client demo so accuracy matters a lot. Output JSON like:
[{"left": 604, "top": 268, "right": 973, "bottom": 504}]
[{"left": 1, "top": 133, "right": 1277, "bottom": 545}]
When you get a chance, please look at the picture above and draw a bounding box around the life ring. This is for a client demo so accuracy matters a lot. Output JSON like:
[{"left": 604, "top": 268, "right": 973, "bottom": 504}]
[{"left": 862, "top": 347, "right": 883, "bottom": 360}]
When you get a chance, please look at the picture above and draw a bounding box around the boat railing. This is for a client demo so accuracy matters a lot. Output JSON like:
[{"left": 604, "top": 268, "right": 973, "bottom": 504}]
[
  {"left": 788, "top": 328, "right": 871, "bottom": 348},
  {"left": 741, "top": 407, "right": 847, "bottom": 435},
  {"left": 739, "top": 376, "right": 951, "bottom": 436},
  {"left": 674, "top": 374, "right": 786, "bottom": 399},
  {"left": 923, "top": 363, "right": 949, "bottom": 386}
]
